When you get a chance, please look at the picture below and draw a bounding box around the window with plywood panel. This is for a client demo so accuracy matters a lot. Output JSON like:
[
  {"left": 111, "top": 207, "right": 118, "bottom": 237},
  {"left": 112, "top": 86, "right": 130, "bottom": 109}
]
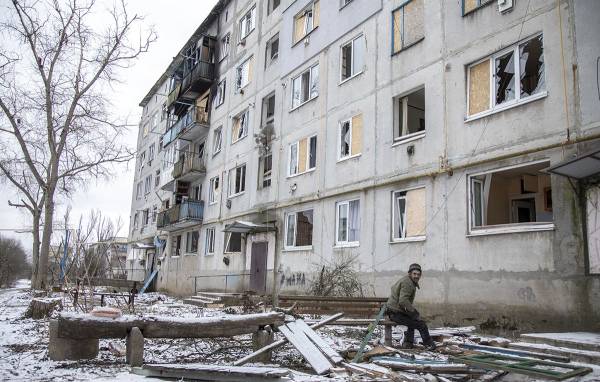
[{"left": 391, "top": 0, "right": 424, "bottom": 55}]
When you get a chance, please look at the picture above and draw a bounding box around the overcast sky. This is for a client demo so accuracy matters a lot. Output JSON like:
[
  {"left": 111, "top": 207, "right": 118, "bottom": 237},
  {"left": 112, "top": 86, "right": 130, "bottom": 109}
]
[{"left": 0, "top": 0, "right": 218, "bottom": 252}]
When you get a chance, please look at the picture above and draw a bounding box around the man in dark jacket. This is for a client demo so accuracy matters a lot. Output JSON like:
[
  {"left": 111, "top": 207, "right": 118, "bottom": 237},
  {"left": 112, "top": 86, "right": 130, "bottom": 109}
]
[{"left": 386, "top": 263, "right": 435, "bottom": 350}]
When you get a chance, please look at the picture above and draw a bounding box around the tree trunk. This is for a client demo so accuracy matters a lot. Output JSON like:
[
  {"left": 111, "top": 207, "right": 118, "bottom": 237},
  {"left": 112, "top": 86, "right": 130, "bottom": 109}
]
[
  {"left": 30, "top": 210, "right": 41, "bottom": 288},
  {"left": 36, "top": 187, "right": 56, "bottom": 290},
  {"left": 56, "top": 312, "right": 285, "bottom": 339}
]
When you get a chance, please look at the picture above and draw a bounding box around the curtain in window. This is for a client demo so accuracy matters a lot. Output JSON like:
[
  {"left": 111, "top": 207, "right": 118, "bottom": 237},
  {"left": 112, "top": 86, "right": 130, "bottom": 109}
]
[{"left": 348, "top": 200, "right": 360, "bottom": 242}]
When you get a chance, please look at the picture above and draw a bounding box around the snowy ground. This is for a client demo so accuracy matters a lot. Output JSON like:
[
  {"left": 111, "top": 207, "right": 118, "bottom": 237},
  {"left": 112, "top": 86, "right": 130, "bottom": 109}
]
[{"left": 0, "top": 280, "right": 598, "bottom": 381}]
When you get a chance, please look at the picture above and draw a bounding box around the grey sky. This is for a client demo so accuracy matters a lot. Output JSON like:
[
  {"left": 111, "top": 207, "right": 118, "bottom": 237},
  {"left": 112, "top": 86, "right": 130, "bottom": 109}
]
[{"left": 0, "top": 0, "right": 218, "bottom": 252}]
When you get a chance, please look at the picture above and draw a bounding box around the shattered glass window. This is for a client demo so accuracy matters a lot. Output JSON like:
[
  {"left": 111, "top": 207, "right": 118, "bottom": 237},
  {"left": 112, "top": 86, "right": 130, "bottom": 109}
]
[
  {"left": 495, "top": 50, "right": 515, "bottom": 105},
  {"left": 519, "top": 35, "right": 545, "bottom": 98}
]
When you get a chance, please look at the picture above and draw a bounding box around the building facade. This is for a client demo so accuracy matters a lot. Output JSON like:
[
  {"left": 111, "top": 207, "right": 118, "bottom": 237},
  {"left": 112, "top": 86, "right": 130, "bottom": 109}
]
[{"left": 129, "top": 0, "right": 600, "bottom": 330}]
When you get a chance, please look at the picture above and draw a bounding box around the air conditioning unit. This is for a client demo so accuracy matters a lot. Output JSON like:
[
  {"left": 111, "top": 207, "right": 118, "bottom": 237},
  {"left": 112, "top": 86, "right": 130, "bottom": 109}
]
[{"left": 498, "top": 0, "right": 514, "bottom": 13}]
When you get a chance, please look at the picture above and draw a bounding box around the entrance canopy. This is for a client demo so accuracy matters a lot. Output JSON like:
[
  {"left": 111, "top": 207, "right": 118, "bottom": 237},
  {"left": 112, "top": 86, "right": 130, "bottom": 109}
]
[
  {"left": 132, "top": 242, "right": 155, "bottom": 250},
  {"left": 223, "top": 220, "right": 276, "bottom": 234},
  {"left": 546, "top": 148, "right": 600, "bottom": 180}
]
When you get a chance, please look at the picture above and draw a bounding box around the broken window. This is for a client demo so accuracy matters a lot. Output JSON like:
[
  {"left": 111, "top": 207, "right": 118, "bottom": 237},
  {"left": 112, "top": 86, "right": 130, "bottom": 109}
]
[
  {"left": 289, "top": 135, "right": 317, "bottom": 176},
  {"left": 291, "top": 64, "right": 319, "bottom": 109},
  {"left": 262, "top": 93, "right": 275, "bottom": 126},
  {"left": 235, "top": 57, "right": 253, "bottom": 91},
  {"left": 394, "top": 88, "right": 425, "bottom": 142},
  {"left": 339, "top": 114, "right": 363, "bottom": 160},
  {"left": 268, "top": 0, "right": 280, "bottom": 15},
  {"left": 214, "top": 79, "right": 226, "bottom": 108},
  {"left": 148, "top": 143, "right": 155, "bottom": 165},
  {"left": 186, "top": 231, "right": 199, "bottom": 254},
  {"left": 173, "top": 235, "right": 182, "bottom": 257},
  {"left": 265, "top": 34, "right": 279, "bottom": 68},
  {"left": 463, "top": 0, "right": 493, "bottom": 15},
  {"left": 239, "top": 6, "right": 256, "bottom": 41},
  {"left": 225, "top": 232, "right": 242, "bottom": 253},
  {"left": 213, "top": 126, "right": 222, "bottom": 155},
  {"left": 392, "top": 0, "right": 424, "bottom": 54},
  {"left": 205, "top": 227, "right": 216, "bottom": 255},
  {"left": 155, "top": 169, "right": 160, "bottom": 188},
  {"left": 259, "top": 154, "right": 272, "bottom": 189},
  {"left": 142, "top": 209, "right": 149, "bottom": 226},
  {"left": 232, "top": 109, "right": 249, "bottom": 143},
  {"left": 469, "top": 161, "right": 553, "bottom": 232},
  {"left": 220, "top": 33, "right": 230, "bottom": 61},
  {"left": 341, "top": 35, "right": 365, "bottom": 82},
  {"left": 144, "top": 175, "right": 152, "bottom": 194},
  {"left": 285, "top": 209, "right": 314, "bottom": 248},
  {"left": 293, "top": 1, "right": 319, "bottom": 44},
  {"left": 392, "top": 187, "right": 426, "bottom": 240},
  {"left": 152, "top": 205, "right": 157, "bottom": 223},
  {"left": 468, "top": 34, "right": 545, "bottom": 117},
  {"left": 336, "top": 199, "right": 360, "bottom": 245},
  {"left": 209, "top": 176, "right": 220, "bottom": 204},
  {"left": 229, "top": 164, "right": 246, "bottom": 196}
]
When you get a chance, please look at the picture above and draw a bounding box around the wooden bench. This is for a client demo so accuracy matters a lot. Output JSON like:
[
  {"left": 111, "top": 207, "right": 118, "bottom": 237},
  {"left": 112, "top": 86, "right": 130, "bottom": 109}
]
[
  {"left": 48, "top": 311, "right": 285, "bottom": 366},
  {"left": 278, "top": 295, "right": 387, "bottom": 318}
]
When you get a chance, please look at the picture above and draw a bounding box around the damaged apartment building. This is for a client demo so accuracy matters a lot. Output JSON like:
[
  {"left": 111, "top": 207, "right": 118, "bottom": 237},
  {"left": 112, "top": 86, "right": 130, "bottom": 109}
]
[{"left": 128, "top": 0, "right": 600, "bottom": 330}]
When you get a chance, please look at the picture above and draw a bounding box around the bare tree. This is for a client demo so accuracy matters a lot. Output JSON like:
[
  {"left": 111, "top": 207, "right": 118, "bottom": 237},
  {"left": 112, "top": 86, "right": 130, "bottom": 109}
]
[
  {"left": 0, "top": 235, "right": 31, "bottom": 288},
  {"left": 0, "top": 0, "right": 156, "bottom": 289}
]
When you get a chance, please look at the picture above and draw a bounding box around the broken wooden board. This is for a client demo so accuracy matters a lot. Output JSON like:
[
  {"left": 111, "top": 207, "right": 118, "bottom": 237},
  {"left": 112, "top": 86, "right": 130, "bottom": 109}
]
[
  {"left": 132, "top": 364, "right": 290, "bottom": 381},
  {"left": 279, "top": 323, "right": 332, "bottom": 375},
  {"left": 372, "top": 356, "right": 471, "bottom": 373},
  {"left": 452, "top": 354, "right": 593, "bottom": 380},
  {"left": 292, "top": 319, "right": 343, "bottom": 364},
  {"left": 520, "top": 332, "right": 600, "bottom": 352},
  {"left": 454, "top": 342, "right": 570, "bottom": 363},
  {"left": 233, "top": 312, "right": 344, "bottom": 366},
  {"left": 508, "top": 341, "right": 600, "bottom": 364}
]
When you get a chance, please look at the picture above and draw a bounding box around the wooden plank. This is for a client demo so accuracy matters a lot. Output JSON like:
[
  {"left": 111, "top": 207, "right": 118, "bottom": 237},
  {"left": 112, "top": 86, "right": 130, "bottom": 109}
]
[
  {"left": 279, "top": 323, "right": 332, "bottom": 375},
  {"left": 132, "top": 364, "right": 290, "bottom": 381},
  {"left": 455, "top": 342, "right": 570, "bottom": 363},
  {"left": 292, "top": 319, "right": 343, "bottom": 364},
  {"left": 277, "top": 295, "right": 387, "bottom": 303},
  {"left": 56, "top": 312, "right": 284, "bottom": 339},
  {"left": 233, "top": 312, "right": 344, "bottom": 366},
  {"left": 509, "top": 341, "right": 600, "bottom": 364}
]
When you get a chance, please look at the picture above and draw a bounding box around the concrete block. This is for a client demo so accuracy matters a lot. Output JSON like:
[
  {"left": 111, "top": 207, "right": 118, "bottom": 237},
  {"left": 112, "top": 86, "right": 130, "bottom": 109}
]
[
  {"left": 48, "top": 320, "right": 99, "bottom": 361},
  {"left": 252, "top": 328, "right": 274, "bottom": 363},
  {"left": 126, "top": 326, "right": 144, "bottom": 366}
]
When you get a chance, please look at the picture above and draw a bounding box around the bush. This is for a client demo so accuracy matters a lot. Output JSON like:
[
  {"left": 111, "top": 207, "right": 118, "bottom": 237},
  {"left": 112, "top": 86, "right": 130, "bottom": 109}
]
[{"left": 0, "top": 235, "right": 31, "bottom": 288}]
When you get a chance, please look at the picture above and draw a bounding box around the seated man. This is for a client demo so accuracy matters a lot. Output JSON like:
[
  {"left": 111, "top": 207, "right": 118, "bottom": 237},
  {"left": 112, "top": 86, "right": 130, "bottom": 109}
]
[{"left": 386, "top": 263, "right": 436, "bottom": 350}]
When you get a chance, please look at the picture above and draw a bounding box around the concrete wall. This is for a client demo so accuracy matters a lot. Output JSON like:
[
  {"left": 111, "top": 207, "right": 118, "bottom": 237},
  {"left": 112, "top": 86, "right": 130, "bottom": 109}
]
[{"left": 134, "top": 0, "right": 600, "bottom": 331}]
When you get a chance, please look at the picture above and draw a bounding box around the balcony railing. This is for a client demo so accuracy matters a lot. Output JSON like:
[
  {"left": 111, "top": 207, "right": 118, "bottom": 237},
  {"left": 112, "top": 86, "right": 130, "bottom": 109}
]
[
  {"left": 162, "top": 106, "right": 210, "bottom": 147},
  {"left": 172, "top": 155, "right": 206, "bottom": 180},
  {"left": 181, "top": 60, "right": 215, "bottom": 95},
  {"left": 166, "top": 82, "right": 181, "bottom": 109},
  {"left": 156, "top": 200, "right": 204, "bottom": 230}
]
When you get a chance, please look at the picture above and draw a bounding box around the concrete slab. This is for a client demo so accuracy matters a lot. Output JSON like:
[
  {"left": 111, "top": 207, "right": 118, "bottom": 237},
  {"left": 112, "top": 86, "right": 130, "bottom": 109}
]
[{"left": 520, "top": 332, "right": 600, "bottom": 352}]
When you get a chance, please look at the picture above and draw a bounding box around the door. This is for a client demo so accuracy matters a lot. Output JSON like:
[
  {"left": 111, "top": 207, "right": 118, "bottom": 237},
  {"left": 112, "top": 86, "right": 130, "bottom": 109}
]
[{"left": 249, "top": 242, "right": 268, "bottom": 294}]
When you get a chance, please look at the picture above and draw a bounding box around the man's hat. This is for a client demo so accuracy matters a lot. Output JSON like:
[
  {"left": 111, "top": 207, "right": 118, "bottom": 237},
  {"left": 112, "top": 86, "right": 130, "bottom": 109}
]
[{"left": 408, "top": 263, "right": 422, "bottom": 273}]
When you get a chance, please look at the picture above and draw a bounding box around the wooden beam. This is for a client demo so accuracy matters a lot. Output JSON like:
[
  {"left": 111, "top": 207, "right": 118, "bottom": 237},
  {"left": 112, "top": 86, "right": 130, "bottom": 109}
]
[
  {"left": 132, "top": 364, "right": 290, "bottom": 381},
  {"left": 56, "top": 312, "right": 285, "bottom": 339},
  {"left": 233, "top": 312, "right": 344, "bottom": 366},
  {"left": 279, "top": 323, "right": 332, "bottom": 375},
  {"left": 292, "top": 319, "right": 343, "bottom": 364}
]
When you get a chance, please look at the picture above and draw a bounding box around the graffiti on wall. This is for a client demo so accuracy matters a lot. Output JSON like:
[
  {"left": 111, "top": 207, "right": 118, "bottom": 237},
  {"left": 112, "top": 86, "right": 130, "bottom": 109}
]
[
  {"left": 587, "top": 185, "right": 600, "bottom": 274},
  {"left": 280, "top": 268, "right": 306, "bottom": 287}
]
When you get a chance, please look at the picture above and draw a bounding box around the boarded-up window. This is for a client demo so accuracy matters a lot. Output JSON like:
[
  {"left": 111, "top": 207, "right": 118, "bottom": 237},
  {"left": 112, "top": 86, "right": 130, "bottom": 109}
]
[
  {"left": 289, "top": 135, "right": 317, "bottom": 176},
  {"left": 468, "top": 60, "right": 490, "bottom": 116},
  {"left": 467, "top": 34, "right": 544, "bottom": 117},
  {"left": 293, "top": 0, "right": 319, "bottom": 44},
  {"left": 394, "top": 88, "right": 425, "bottom": 142},
  {"left": 392, "top": 187, "right": 426, "bottom": 240},
  {"left": 392, "top": 0, "right": 424, "bottom": 54},
  {"left": 339, "top": 114, "right": 363, "bottom": 160}
]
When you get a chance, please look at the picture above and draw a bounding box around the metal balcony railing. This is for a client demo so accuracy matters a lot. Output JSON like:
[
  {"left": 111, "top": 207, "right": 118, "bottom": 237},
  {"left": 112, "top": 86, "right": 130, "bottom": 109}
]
[
  {"left": 156, "top": 200, "right": 204, "bottom": 229},
  {"left": 181, "top": 60, "right": 215, "bottom": 94},
  {"left": 162, "top": 106, "right": 210, "bottom": 147}
]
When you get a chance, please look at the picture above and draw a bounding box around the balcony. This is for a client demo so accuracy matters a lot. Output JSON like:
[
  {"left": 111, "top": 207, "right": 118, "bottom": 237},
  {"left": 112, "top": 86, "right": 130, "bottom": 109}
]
[
  {"left": 172, "top": 155, "right": 206, "bottom": 182},
  {"left": 162, "top": 106, "right": 210, "bottom": 147},
  {"left": 156, "top": 200, "right": 204, "bottom": 231},
  {"left": 179, "top": 60, "right": 215, "bottom": 100}
]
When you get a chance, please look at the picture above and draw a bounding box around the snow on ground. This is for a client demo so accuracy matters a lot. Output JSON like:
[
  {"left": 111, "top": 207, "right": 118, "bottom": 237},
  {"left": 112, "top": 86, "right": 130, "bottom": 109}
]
[{"left": 1, "top": 280, "right": 599, "bottom": 381}]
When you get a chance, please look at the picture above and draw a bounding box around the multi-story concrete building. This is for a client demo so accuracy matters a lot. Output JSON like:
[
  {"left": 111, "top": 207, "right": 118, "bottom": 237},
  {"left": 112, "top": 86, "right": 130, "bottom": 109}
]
[
  {"left": 130, "top": 0, "right": 600, "bottom": 330},
  {"left": 127, "top": 79, "right": 171, "bottom": 284}
]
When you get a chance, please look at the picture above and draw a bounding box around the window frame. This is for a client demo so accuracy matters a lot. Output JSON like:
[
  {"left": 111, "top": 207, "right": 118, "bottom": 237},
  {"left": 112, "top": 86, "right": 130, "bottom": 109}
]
[
  {"left": 391, "top": 0, "right": 425, "bottom": 56},
  {"left": 220, "top": 33, "right": 231, "bottom": 61},
  {"left": 213, "top": 126, "right": 223, "bottom": 155},
  {"left": 231, "top": 109, "right": 249, "bottom": 144},
  {"left": 466, "top": 159, "right": 555, "bottom": 236},
  {"left": 288, "top": 135, "right": 317, "bottom": 177},
  {"left": 335, "top": 199, "right": 360, "bottom": 247},
  {"left": 209, "top": 176, "right": 220, "bottom": 205},
  {"left": 265, "top": 33, "right": 280, "bottom": 68},
  {"left": 337, "top": 116, "right": 361, "bottom": 161},
  {"left": 144, "top": 174, "right": 152, "bottom": 195},
  {"left": 339, "top": 34, "right": 365, "bottom": 84},
  {"left": 293, "top": 0, "right": 319, "bottom": 45},
  {"left": 462, "top": 0, "right": 493, "bottom": 16},
  {"left": 284, "top": 209, "right": 314, "bottom": 250},
  {"left": 185, "top": 230, "right": 199, "bottom": 254},
  {"left": 290, "top": 63, "right": 319, "bottom": 110},
  {"left": 224, "top": 231, "right": 243, "bottom": 254},
  {"left": 393, "top": 87, "right": 426, "bottom": 144},
  {"left": 205, "top": 227, "right": 216, "bottom": 256},
  {"left": 391, "top": 186, "right": 427, "bottom": 243},
  {"left": 235, "top": 56, "right": 253, "bottom": 92},
  {"left": 228, "top": 164, "right": 247, "bottom": 197},
  {"left": 466, "top": 33, "right": 547, "bottom": 121},
  {"left": 239, "top": 5, "right": 256, "bottom": 41},
  {"left": 214, "top": 79, "right": 226, "bottom": 108},
  {"left": 268, "top": 0, "right": 280, "bottom": 15}
]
